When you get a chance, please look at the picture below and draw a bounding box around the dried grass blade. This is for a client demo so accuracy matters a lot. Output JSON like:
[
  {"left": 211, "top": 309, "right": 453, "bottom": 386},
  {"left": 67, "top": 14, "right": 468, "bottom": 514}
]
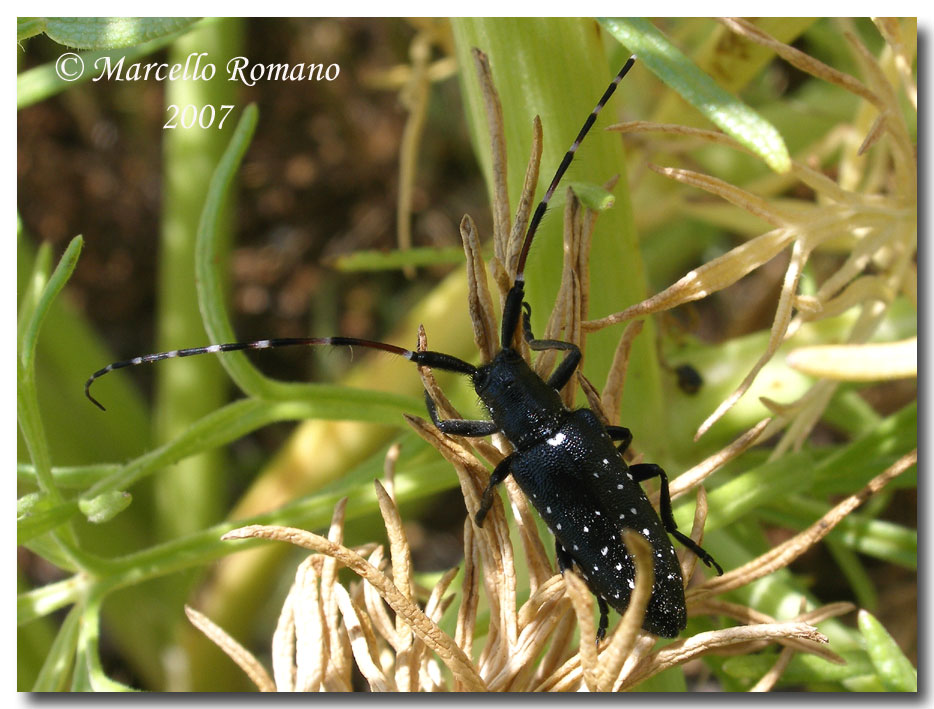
[
  {"left": 596, "top": 531, "right": 655, "bottom": 692},
  {"left": 506, "top": 117, "right": 543, "bottom": 282},
  {"left": 472, "top": 47, "right": 510, "bottom": 264},
  {"left": 332, "top": 583, "right": 394, "bottom": 692},
  {"left": 584, "top": 226, "right": 793, "bottom": 332},
  {"left": 185, "top": 605, "right": 276, "bottom": 692},
  {"left": 292, "top": 556, "right": 327, "bottom": 691},
  {"left": 669, "top": 418, "right": 771, "bottom": 499},
  {"left": 461, "top": 214, "right": 500, "bottom": 362},
  {"left": 271, "top": 580, "right": 298, "bottom": 691},
  {"left": 750, "top": 644, "right": 796, "bottom": 691},
  {"left": 622, "top": 622, "right": 827, "bottom": 689},
  {"left": 564, "top": 571, "right": 599, "bottom": 691},
  {"left": 719, "top": 18, "right": 881, "bottom": 109},
  {"left": 224, "top": 524, "right": 487, "bottom": 691}
]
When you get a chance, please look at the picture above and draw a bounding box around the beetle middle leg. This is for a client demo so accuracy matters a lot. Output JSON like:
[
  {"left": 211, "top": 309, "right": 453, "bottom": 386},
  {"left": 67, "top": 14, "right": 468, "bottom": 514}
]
[
  {"left": 629, "top": 463, "right": 724, "bottom": 575},
  {"left": 605, "top": 424, "right": 633, "bottom": 456},
  {"left": 474, "top": 453, "right": 515, "bottom": 527},
  {"left": 555, "top": 539, "right": 610, "bottom": 643}
]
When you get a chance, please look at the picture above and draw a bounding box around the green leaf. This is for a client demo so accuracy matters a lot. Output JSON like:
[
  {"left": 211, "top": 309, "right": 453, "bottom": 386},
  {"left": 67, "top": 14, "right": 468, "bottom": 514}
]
[
  {"left": 29, "top": 17, "right": 199, "bottom": 50},
  {"left": 78, "top": 490, "right": 133, "bottom": 524},
  {"left": 567, "top": 182, "right": 616, "bottom": 212},
  {"left": 858, "top": 610, "right": 917, "bottom": 691},
  {"left": 599, "top": 18, "right": 792, "bottom": 173},
  {"left": 21, "top": 236, "right": 83, "bottom": 371},
  {"left": 32, "top": 605, "right": 82, "bottom": 691},
  {"left": 17, "top": 494, "right": 79, "bottom": 544},
  {"left": 331, "top": 246, "right": 466, "bottom": 272}
]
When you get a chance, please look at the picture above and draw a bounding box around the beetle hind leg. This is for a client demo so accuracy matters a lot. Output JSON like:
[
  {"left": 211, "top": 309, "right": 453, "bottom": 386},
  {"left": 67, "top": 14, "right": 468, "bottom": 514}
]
[
  {"left": 630, "top": 462, "right": 724, "bottom": 575},
  {"left": 597, "top": 597, "right": 610, "bottom": 643}
]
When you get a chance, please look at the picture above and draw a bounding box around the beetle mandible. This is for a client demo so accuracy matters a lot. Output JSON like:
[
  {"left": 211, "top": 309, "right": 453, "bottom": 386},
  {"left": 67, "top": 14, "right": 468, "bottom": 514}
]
[{"left": 86, "top": 53, "right": 722, "bottom": 639}]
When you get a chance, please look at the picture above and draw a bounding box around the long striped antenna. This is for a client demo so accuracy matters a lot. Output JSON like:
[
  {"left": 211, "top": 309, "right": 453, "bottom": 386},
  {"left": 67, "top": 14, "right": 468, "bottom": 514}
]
[
  {"left": 85, "top": 336, "right": 476, "bottom": 410},
  {"left": 514, "top": 54, "right": 636, "bottom": 284}
]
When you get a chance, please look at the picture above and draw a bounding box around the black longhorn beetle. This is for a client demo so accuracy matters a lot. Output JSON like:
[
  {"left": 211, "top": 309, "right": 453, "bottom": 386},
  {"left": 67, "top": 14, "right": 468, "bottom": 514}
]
[{"left": 86, "top": 54, "right": 722, "bottom": 639}]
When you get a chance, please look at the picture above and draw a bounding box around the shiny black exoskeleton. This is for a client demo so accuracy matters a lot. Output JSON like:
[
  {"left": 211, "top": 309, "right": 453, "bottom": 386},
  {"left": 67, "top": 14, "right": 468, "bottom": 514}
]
[{"left": 86, "top": 54, "right": 721, "bottom": 638}]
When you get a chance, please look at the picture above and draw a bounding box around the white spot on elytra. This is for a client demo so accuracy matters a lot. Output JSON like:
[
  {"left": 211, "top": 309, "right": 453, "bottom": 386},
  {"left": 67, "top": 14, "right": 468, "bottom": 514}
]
[
  {"left": 601, "top": 547, "right": 608, "bottom": 556},
  {"left": 546, "top": 432, "right": 566, "bottom": 446},
  {"left": 613, "top": 592, "right": 620, "bottom": 599},
  {"left": 627, "top": 578, "right": 635, "bottom": 589},
  {"left": 594, "top": 510, "right": 601, "bottom": 516},
  {"left": 615, "top": 563, "right": 622, "bottom": 571},
  {"left": 630, "top": 507, "right": 637, "bottom": 515},
  {"left": 556, "top": 523, "right": 562, "bottom": 530},
  {"left": 617, "top": 484, "right": 624, "bottom": 490},
  {"left": 573, "top": 544, "right": 579, "bottom": 551},
  {"left": 583, "top": 526, "right": 589, "bottom": 533},
  {"left": 602, "top": 458, "right": 609, "bottom": 465},
  {"left": 546, "top": 506, "right": 551, "bottom": 514},
  {"left": 643, "top": 528, "right": 650, "bottom": 536}
]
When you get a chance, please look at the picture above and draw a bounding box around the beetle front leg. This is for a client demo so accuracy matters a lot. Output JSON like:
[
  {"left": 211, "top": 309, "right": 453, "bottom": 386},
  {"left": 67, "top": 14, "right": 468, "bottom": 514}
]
[
  {"left": 630, "top": 463, "right": 724, "bottom": 575},
  {"left": 520, "top": 303, "right": 583, "bottom": 391},
  {"left": 423, "top": 391, "right": 499, "bottom": 437},
  {"left": 475, "top": 453, "right": 515, "bottom": 526}
]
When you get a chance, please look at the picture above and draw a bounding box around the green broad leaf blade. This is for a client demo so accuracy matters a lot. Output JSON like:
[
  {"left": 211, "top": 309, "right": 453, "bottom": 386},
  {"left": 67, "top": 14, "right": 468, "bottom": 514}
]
[
  {"left": 330, "top": 246, "right": 466, "bottom": 272},
  {"left": 858, "top": 610, "right": 917, "bottom": 692},
  {"left": 31, "top": 17, "right": 199, "bottom": 49},
  {"left": 599, "top": 18, "right": 792, "bottom": 173}
]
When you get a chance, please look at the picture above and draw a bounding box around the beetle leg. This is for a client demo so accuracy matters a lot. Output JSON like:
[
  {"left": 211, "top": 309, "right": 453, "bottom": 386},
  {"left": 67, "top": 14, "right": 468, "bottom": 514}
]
[
  {"left": 597, "top": 597, "right": 610, "bottom": 643},
  {"left": 475, "top": 453, "right": 515, "bottom": 527},
  {"left": 630, "top": 463, "right": 724, "bottom": 575},
  {"left": 604, "top": 425, "right": 633, "bottom": 456},
  {"left": 520, "top": 302, "right": 583, "bottom": 391},
  {"left": 554, "top": 538, "right": 575, "bottom": 573},
  {"left": 423, "top": 391, "right": 499, "bottom": 437}
]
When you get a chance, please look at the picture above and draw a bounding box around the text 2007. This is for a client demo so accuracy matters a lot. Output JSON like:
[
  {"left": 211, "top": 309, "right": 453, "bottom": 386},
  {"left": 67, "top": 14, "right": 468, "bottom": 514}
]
[{"left": 164, "top": 104, "right": 235, "bottom": 130}]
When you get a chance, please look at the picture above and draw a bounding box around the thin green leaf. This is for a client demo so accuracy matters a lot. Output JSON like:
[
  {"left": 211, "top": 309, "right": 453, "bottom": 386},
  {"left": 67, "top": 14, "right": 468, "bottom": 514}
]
[
  {"left": 21, "top": 236, "right": 83, "bottom": 370},
  {"left": 858, "top": 610, "right": 917, "bottom": 692},
  {"left": 599, "top": 18, "right": 792, "bottom": 173},
  {"left": 331, "top": 246, "right": 466, "bottom": 272},
  {"left": 32, "top": 605, "right": 82, "bottom": 691},
  {"left": 722, "top": 649, "right": 873, "bottom": 685},
  {"left": 194, "top": 104, "right": 282, "bottom": 400},
  {"left": 19, "top": 576, "right": 85, "bottom": 626},
  {"left": 84, "top": 393, "right": 423, "bottom": 501}
]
